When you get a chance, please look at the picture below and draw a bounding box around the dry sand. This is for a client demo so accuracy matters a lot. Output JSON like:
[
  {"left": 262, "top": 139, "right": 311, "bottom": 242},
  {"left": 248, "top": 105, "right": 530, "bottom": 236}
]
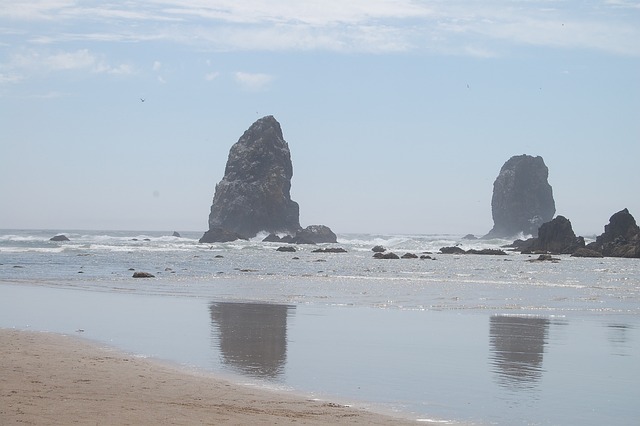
[{"left": 0, "top": 329, "right": 423, "bottom": 425}]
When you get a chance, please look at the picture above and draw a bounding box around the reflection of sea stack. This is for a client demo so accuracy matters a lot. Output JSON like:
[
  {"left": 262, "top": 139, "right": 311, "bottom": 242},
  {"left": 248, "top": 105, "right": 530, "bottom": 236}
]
[
  {"left": 489, "top": 315, "right": 549, "bottom": 389},
  {"left": 200, "top": 116, "right": 301, "bottom": 243},
  {"left": 209, "top": 302, "right": 293, "bottom": 379},
  {"left": 485, "top": 155, "right": 555, "bottom": 238}
]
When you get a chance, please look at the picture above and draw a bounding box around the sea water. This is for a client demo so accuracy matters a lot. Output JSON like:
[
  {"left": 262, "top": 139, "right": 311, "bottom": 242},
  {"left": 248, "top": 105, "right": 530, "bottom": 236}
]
[{"left": 1, "top": 229, "right": 639, "bottom": 424}]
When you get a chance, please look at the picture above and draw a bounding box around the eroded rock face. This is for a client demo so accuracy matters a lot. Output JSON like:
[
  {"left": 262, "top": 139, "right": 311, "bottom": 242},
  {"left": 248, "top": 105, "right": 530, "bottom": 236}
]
[
  {"left": 200, "top": 116, "right": 301, "bottom": 243},
  {"left": 200, "top": 227, "right": 248, "bottom": 244},
  {"left": 514, "top": 215, "right": 585, "bottom": 254},
  {"left": 292, "top": 225, "right": 337, "bottom": 244},
  {"left": 485, "top": 155, "right": 555, "bottom": 238},
  {"left": 586, "top": 208, "right": 640, "bottom": 258},
  {"left": 536, "top": 216, "right": 585, "bottom": 254}
]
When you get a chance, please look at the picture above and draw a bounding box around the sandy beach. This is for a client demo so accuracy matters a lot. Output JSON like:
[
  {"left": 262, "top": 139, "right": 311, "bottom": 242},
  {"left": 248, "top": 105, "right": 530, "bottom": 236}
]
[{"left": 0, "top": 329, "right": 419, "bottom": 425}]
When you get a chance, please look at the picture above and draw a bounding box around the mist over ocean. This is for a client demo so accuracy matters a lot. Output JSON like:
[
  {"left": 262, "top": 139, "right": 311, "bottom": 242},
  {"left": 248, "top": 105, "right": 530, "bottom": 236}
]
[{"left": 1, "top": 229, "right": 639, "bottom": 424}]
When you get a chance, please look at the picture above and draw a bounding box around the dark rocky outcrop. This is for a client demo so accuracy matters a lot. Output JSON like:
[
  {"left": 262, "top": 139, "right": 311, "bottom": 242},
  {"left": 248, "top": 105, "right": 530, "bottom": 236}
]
[
  {"left": 172, "top": 231, "right": 181, "bottom": 238},
  {"left": 372, "top": 245, "right": 386, "bottom": 253},
  {"left": 200, "top": 116, "right": 301, "bottom": 243},
  {"left": 200, "top": 227, "right": 248, "bottom": 243},
  {"left": 514, "top": 216, "right": 585, "bottom": 254},
  {"left": 440, "top": 246, "right": 466, "bottom": 254},
  {"left": 485, "top": 155, "right": 555, "bottom": 238},
  {"left": 462, "top": 234, "right": 478, "bottom": 240},
  {"left": 262, "top": 233, "right": 297, "bottom": 243},
  {"left": 276, "top": 246, "right": 296, "bottom": 252},
  {"left": 586, "top": 208, "right": 640, "bottom": 258},
  {"left": 467, "top": 248, "right": 508, "bottom": 255},
  {"left": 132, "top": 271, "right": 155, "bottom": 278},
  {"left": 263, "top": 227, "right": 337, "bottom": 245},
  {"left": 50, "top": 235, "right": 70, "bottom": 242},
  {"left": 292, "top": 225, "right": 337, "bottom": 244},
  {"left": 528, "top": 254, "right": 560, "bottom": 262},
  {"left": 374, "top": 252, "right": 400, "bottom": 259},
  {"left": 401, "top": 253, "right": 419, "bottom": 259}
]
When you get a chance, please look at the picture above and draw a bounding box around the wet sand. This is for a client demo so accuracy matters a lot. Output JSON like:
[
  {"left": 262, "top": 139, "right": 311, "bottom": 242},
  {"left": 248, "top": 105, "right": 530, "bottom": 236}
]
[{"left": 0, "top": 328, "right": 420, "bottom": 425}]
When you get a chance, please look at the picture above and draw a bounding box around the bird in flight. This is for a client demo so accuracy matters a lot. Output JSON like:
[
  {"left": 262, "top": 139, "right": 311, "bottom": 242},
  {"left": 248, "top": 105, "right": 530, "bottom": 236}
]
[{"left": 140, "top": 98, "right": 145, "bottom": 102}]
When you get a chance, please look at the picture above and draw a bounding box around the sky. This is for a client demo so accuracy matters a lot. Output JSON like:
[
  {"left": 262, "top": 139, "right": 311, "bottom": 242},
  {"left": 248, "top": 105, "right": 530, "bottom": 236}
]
[{"left": 1, "top": 0, "right": 639, "bottom": 236}]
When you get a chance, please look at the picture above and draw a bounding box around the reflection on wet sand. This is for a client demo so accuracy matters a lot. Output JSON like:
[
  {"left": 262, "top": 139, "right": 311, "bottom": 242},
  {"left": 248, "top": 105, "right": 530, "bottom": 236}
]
[
  {"left": 209, "top": 302, "right": 294, "bottom": 379},
  {"left": 607, "top": 323, "right": 633, "bottom": 357},
  {"left": 489, "top": 315, "right": 549, "bottom": 390}
]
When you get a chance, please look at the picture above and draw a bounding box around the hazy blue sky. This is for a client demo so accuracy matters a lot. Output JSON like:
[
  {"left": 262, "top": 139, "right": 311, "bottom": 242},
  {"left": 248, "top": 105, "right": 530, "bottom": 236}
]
[{"left": 1, "top": 1, "right": 638, "bottom": 236}]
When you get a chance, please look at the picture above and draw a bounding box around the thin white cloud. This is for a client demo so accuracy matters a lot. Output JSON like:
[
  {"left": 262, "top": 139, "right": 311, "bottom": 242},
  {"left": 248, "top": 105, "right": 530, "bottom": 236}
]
[
  {"left": 470, "top": 15, "right": 640, "bottom": 56},
  {"left": 0, "top": 1, "right": 639, "bottom": 56},
  {"left": 604, "top": 0, "right": 640, "bottom": 9},
  {"left": 0, "top": 73, "right": 23, "bottom": 84},
  {"left": 44, "top": 49, "right": 96, "bottom": 70},
  {"left": 234, "top": 71, "right": 273, "bottom": 91},
  {"left": 28, "top": 90, "right": 67, "bottom": 99},
  {"left": 2, "top": 49, "right": 135, "bottom": 77},
  {"left": 205, "top": 72, "right": 220, "bottom": 81},
  {"left": 156, "top": 0, "right": 432, "bottom": 26},
  {"left": 167, "top": 20, "right": 416, "bottom": 53},
  {"left": 0, "top": 0, "right": 76, "bottom": 20}
]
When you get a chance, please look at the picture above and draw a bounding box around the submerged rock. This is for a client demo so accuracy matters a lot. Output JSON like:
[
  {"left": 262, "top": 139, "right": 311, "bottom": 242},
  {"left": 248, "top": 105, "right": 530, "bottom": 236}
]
[
  {"left": 466, "top": 248, "right": 508, "bottom": 255},
  {"left": 528, "top": 254, "right": 560, "bottom": 262},
  {"left": 200, "top": 116, "right": 301, "bottom": 243},
  {"left": 371, "top": 245, "right": 386, "bottom": 253},
  {"left": 312, "top": 247, "right": 347, "bottom": 253},
  {"left": 50, "top": 235, "right": 70, "bottom": 242},
  {"left": 485, "top": 155, "right": 555, "bottom": 238},
  {"left": 401, "top": 253, "right": 419, "bottom": 259},
  {"left": 440, "top": 246, "right": 507, "bottom": 255},
  {"left": 374, "top": 252, "right": 400, "bottom": 259},
  {"left": 132, "top": 271, "right": 155, "bottom": 278},
  {"left": 571, "top": 248, "right": 604, "bottom": 258}
]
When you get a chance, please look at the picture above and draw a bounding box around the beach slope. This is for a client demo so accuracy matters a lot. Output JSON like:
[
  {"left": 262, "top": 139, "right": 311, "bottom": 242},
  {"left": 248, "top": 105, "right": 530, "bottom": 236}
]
[{"left": 0, "top": 329, "right": 419, "bottom": 425}]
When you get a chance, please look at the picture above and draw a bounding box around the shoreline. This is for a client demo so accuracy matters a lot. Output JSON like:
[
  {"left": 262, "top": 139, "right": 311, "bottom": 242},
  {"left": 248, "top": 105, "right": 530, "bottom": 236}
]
[{"left": 0, "top": 328, "right": 423, "bottom": 425}]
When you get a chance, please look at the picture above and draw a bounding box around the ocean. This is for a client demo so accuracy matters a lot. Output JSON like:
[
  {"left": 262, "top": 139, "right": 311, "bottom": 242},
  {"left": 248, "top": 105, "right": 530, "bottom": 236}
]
[{"left": 1, "top": 229, "right": 639, "bottom": 424}]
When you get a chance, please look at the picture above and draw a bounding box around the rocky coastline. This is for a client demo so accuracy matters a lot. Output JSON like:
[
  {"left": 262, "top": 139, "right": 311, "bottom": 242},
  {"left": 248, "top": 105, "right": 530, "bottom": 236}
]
[
  {"left": 507, "top": 208, "right": 640, "bottom": 259},
  {"left": 196, "top": 117, "right": 636, "bottom": 259}
]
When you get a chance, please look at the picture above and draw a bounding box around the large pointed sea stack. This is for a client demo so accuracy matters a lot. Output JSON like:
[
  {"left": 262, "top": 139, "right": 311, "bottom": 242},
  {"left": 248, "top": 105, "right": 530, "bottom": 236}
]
[
  {"left": 485, "top": 155, "right": 555, "bottom": 238},
  {"left": 200, "top": 116, "right": 301, "bottom": 243}
]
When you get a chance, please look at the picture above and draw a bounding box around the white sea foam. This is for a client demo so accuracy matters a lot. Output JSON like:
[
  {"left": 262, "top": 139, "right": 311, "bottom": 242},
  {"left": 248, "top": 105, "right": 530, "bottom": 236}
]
[
  {"left": 2, "top": 228, "right": 639, "bottom": 426},
  {"left": 1, "top": 229, "right": 639, "bottom": 315}
]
